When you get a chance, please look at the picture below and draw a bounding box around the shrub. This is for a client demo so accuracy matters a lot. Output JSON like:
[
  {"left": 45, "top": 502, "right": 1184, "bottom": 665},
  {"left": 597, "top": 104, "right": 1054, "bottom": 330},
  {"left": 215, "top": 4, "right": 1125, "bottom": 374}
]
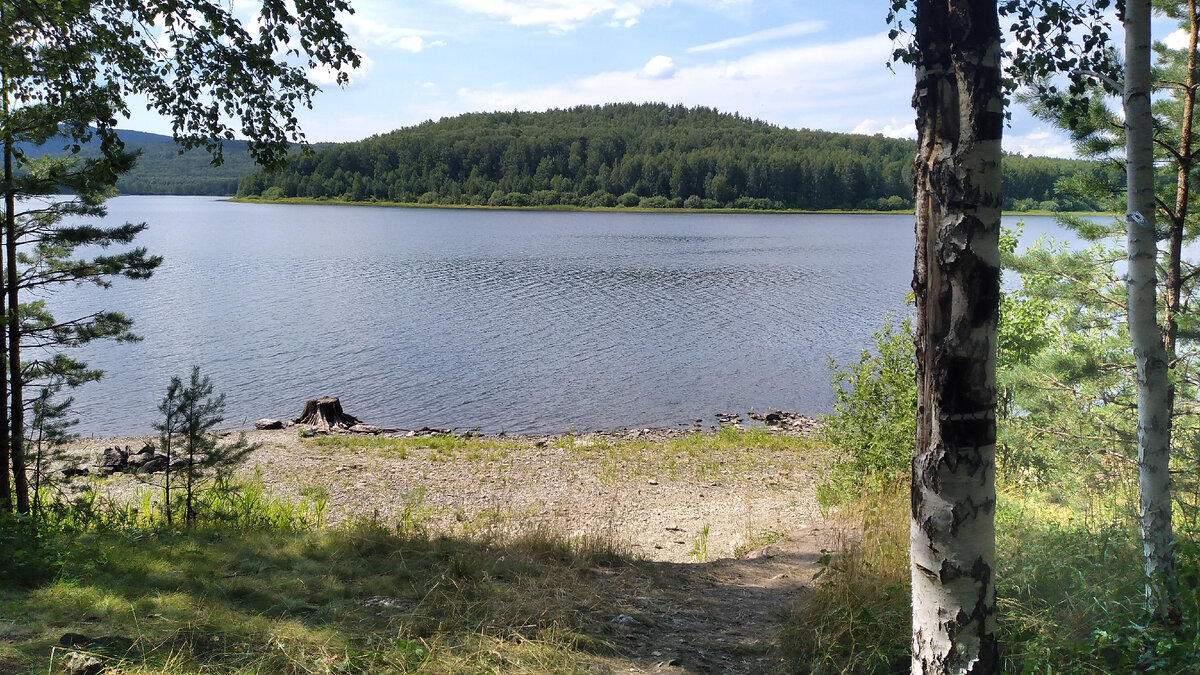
[
  {"left": 818, "top": 317, "right": 916, "bottom": 506},
  {"left": 0, "top": 512, "right": 60, "bottom": 588},
  {"left": 638, "top": 195, "right": 670, "bottom": 209},
  {"left": 617, "top": 192, "right": 640, "bottom": 207},
  {"left": 582, "top": 190, "right": 616, "bottom": 208}
]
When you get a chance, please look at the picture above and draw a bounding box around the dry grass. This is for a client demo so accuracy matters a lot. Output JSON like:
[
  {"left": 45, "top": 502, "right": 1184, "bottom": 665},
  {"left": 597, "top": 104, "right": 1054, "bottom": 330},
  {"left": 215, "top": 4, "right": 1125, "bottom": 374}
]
[{"left": 780, "top": 482, "right": 910, "bottom": 674}]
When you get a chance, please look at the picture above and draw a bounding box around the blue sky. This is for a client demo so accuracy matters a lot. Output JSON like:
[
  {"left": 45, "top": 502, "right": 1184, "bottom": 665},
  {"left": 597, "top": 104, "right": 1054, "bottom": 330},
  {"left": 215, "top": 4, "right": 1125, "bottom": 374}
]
[{"left": 127, "top": 1, "right": 1087, "bottom": 156}]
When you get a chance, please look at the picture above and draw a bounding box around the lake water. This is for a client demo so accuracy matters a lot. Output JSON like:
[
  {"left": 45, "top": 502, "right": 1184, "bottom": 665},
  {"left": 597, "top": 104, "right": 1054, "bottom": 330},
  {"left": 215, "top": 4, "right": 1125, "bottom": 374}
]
[{"left": 43, "top": 196, "right": 1070, "bottom": 437}]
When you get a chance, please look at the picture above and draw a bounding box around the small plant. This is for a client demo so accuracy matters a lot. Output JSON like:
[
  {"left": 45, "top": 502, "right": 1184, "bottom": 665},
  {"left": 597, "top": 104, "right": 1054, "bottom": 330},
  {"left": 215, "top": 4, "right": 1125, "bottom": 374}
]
[
  {"left": 690, "top": 523, "right": 711, "bottom": 563},
  {"left": 734, "top": 528, "right": 784, "bottom": 559},
  {"left": 153, "top": 366, "right": 257, "bottom": 527},
  {"left": 27, "top": 378, "right": 79, "bottom": 523}
]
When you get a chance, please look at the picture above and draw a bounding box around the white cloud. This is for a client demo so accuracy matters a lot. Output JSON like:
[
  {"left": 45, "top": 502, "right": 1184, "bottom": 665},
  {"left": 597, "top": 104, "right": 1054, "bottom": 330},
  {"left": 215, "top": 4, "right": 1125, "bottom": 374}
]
[
  {"left": 396, "top": 35, "right": 446, "bottom": 52},
  {"left": 455, "top": 33, "right": 908, "bottom": 134},
  {"left": 687, "top": 21, "right": 827, "bottom": 53},
  {"left": 1163, "top": 28, "right": 1191, "bottom": 50},
  {"left": 1006, "top": 128, "right": 1076, "bottom": 158},
  {"left": 641, "top": 55, "right": 677, "bottom": 79},
  {"left": 342, "top": 13, "right": 444, "bottom": 51},
  {"left": 852, "top": 117, "right": 914, "bottom": 139},
  {"left": 309, "top": 53, "right": 375, "bottom": 87},
  {"left": 447, "top": 0, "right": 667, "bottom": 32}
]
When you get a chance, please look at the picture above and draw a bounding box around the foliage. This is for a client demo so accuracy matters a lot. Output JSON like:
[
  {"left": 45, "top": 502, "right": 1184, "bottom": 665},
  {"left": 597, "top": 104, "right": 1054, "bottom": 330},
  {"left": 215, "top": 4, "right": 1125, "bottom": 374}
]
[
  {"left": 817, "top": 317, "right": 916, "bottom": 506},
  {"left": 27, "top": 378, "right": 79, "bottom": 521},
  {"left": 154, "top": 367, "right": 256, "bottom": 528},
  {"left": 238, "top": 103, "right": 1107, "bottom": 211},
  {"left": 0, "top": 511, "right": 60, "bottom": 588},
  {"left": 0, "top": 0, "right": 358, "bottom": 516},
  {"left": 20, "top": 128, "right": 258, "bottom": 196},
  {"left": 788, "top": 481, "right": 1200, "bottom": 673}
]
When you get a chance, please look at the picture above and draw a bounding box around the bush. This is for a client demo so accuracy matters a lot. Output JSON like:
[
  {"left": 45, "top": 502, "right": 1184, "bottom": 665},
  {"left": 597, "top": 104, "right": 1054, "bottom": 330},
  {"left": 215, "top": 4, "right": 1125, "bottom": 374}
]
[
  {"left": 581, "top": 190, "right": 616, "bottom": 208},
  {"left": 683, "top": 195, "right": 703, "bottom": 209},
  {"left": 638, "top": 195, "right": 670, "bottom": 209},
  {"left": 531, "top": 189, "right": 560, "bottom": 206},
  {"left": 0, "top": 512, "right": 60, "bottom": 588},
  {"left": 818, "top": 317, "right": 916, "bottom": 506},
  {"left": 261, "top": 186, "right": 284, "bottom": 200},
  {"left": 617, "top": 192, "right": 640, "bottom": 207},
  {"left": 877, "top": 195, "right": 910, "bottom": 211}
]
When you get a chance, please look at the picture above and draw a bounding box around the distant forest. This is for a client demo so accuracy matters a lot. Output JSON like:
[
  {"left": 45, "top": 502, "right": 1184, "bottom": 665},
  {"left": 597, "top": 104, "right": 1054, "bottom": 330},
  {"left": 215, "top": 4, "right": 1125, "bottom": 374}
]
[
  {"left": 238, "top": 103, "right": 1110, "bottom": 212},
  {"left": 21, "top": 129, "right": 258, "bottom": 196}
]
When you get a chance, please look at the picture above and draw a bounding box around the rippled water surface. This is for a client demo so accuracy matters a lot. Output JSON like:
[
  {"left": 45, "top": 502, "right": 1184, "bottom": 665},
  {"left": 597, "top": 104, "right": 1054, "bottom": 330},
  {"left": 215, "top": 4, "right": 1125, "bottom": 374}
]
[{"left": 47, "top": 196, "right": 933, "bottom": 436}]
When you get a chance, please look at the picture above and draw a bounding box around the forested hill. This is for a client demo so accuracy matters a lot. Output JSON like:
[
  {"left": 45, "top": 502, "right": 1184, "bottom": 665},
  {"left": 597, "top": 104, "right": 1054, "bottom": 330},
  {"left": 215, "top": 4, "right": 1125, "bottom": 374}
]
[
  {"left": 238, "top": 103, "right": 1105, "bottom": 211},
  {"left": 21, "top": 129, "right": 259, "bottom": 196}
]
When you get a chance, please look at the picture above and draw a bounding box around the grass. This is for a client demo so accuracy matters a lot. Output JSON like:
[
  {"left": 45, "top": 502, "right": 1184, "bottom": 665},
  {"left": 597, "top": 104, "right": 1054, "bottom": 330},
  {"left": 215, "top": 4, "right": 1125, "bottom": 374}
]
[
  {"left": 310, "top": 426, "right": 815, "bottom": 486},
  {"left": 307, "top": 433, "right": 527, "bottom": 464},
  {"left": 1, "top": 427, "right": 816, "bottom": 674},
  {"left": 0, "top": 511, "right": 632, "bottom": 674},
  {"left": 552, "top": 427, "right": 816, "bottom": 484},
  {"left": 781, "top": 479, "right": 1200, "bottom": 674}
]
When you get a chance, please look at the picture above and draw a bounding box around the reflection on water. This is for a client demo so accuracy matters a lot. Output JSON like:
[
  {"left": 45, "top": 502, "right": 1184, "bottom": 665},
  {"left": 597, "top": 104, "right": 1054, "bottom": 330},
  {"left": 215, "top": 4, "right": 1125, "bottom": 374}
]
[{"left": 43, "top": 198, "right": 1061, "bottom": 436}]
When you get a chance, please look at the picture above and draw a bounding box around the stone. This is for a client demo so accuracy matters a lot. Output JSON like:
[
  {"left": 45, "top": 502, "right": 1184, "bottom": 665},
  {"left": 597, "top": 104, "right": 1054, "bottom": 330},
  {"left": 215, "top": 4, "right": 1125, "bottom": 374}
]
[
  {"left": 255, "top": 418, "right": 284, "bottom": 430},
  {"left": 138, "top": 456, "right": 168, "bottom": 474},
  {"left": 363, "top": 596, "right": 408, "bottom": 611},
  {"left": 58, "top": 633, "right": 91, "bottom": 648},
  {"left": 96, "top": 447, "right": 127, "bottom": 474},
  {"left": 60, "top": 651, "right": 105, "bottom": 675},
  {"left": 611, "top": 614, "right": 644, "bottom": 627},
  {"left": 125, "top": 447, "right": 156, "bottom": 468}
]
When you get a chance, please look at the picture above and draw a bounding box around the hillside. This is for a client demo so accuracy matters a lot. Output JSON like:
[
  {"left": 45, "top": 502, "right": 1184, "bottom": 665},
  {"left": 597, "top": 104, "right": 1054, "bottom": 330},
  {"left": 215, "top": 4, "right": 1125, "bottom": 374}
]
[
  {"left": 238, "top": 103, "right": 1108, "bottom": 211},
  {"left": 21, "top": 129, "right": 259, "bottom": 196}
]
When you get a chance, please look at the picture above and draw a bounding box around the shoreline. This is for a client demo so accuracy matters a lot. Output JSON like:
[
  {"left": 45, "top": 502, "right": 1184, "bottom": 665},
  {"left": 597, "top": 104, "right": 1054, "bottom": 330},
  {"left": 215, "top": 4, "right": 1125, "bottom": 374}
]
[
  {"left": 58, "top": 417, "right": 824, "bottom": 565},
  {"left": 66, "top": 409, "right": 825, "bottom": 445},
  {"left": 226, "top": 195, "right": 1100, "bottom": 218}
]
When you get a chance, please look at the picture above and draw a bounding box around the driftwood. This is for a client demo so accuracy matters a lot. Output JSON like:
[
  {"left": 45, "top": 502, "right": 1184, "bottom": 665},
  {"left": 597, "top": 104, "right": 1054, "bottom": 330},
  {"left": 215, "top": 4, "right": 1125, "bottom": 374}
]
[{"left": 293, "top": 396, "right": 361, "bottom": 431}]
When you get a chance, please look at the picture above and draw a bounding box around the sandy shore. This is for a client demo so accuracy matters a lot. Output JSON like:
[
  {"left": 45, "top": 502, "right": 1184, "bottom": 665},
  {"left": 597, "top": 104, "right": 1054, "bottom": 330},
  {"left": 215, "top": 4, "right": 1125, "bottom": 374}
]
[{"left": 58, "top": 423, "right": 828, "bottom": 565}]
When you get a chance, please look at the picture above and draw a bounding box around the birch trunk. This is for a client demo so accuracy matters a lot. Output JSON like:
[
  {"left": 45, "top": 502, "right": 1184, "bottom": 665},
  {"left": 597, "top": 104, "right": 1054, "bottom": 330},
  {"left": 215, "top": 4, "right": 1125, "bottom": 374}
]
[
  {"left": 1124, "top": 0, "right": 1181, "bottom": 624},
  {"left": 910, "top": 1, "right": 1001, "bottom": 672}
]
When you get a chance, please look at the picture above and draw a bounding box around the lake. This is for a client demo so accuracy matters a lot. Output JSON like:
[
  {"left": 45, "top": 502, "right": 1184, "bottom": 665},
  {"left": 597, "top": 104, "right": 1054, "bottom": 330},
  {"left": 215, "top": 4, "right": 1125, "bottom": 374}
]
[{"left": 44, "top": 196, "right": 1073, "bottom": 437}]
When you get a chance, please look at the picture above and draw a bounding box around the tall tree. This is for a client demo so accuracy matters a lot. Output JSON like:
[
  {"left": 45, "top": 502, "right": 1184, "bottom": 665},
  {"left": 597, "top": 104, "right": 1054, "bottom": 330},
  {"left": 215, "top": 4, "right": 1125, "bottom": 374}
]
[
  {"left": 908, "top": 0, "right": 1003, "bottom": 672},
  {"left": 0, "top": 0, "right": 358, "bottom": 514},
  {"left": 1125, "top": 0, "right": 1182, "bottom": 624},
  {"left": 1009, "top": 0, "right": 1194, "bottom": 624}
]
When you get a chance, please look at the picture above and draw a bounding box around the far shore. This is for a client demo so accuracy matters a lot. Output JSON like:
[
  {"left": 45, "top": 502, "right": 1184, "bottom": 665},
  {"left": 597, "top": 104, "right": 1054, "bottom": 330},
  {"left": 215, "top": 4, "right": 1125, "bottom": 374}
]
[{"left": 226, "top": 195, "right": 1102, "bottom": 218}]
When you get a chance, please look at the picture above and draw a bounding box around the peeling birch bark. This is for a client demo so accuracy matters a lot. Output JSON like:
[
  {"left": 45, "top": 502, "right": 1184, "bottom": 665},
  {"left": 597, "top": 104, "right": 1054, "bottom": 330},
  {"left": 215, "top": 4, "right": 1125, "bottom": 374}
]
[{"left": 910, "top": 1, "right": 1001, "bottom": 672}]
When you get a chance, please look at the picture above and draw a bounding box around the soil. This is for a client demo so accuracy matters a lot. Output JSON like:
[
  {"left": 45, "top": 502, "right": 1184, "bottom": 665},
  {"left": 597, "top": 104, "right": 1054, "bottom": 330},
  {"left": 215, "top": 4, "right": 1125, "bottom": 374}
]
[{"left": 58, "top": 421, "right": 839, "bottom": 674}]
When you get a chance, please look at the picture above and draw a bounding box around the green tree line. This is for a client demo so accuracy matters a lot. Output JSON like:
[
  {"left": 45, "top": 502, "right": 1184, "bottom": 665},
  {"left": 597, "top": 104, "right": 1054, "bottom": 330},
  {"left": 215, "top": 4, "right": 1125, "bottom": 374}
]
[
  {"left": 20, "top": 128, "right": 258, "bottom": 196},
  {"left": 238, "top": 103, "right": 1108, "bottom": 211}
]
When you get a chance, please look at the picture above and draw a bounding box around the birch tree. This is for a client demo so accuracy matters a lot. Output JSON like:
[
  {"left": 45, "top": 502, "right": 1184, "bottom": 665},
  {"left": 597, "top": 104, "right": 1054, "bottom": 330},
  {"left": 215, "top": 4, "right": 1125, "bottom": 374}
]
[
  {"left": 908, "top": 1, "right": 1002, "bottom": 671},
  {"left": 1012, "top": 0, "right": 1185, "bottom": 623},
  {"left": 1124, "top": 0, "right": 1182, "bottom": 624}
]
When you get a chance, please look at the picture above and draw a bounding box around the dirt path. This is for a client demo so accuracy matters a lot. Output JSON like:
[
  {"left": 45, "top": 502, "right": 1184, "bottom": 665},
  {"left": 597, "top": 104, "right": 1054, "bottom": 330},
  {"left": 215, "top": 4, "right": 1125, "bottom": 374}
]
[{"left": 60, "top": 424, "right": 837, "bottom": 673}]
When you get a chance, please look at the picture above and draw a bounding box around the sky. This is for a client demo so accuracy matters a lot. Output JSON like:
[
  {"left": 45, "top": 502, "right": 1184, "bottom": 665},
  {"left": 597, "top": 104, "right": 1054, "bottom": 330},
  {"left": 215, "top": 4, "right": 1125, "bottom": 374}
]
[{"left": 122, "top": 0, "right": 1131, "bottom": 157}]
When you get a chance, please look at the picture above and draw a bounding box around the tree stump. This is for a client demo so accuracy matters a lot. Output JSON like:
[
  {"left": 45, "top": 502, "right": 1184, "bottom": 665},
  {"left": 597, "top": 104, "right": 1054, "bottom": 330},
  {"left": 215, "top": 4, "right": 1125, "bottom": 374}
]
[{"left": 293, "top": 397, "right": 362, "bottom": 431}]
